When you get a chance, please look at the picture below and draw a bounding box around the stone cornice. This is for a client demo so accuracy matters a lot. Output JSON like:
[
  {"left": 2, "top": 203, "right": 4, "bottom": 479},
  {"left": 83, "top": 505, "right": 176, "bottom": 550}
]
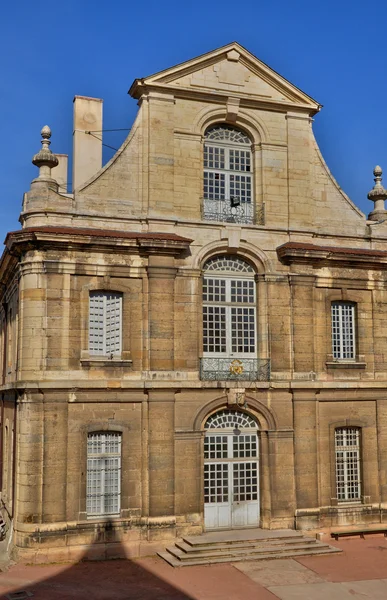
[
  {"left": 132, "top": 82, "right": 318, "bottom": 116},
  {"left": 4, "top": 226, "right": 192, "bottom": 256},
  {"left": 0, "top": 227, "right": 192, "bottom": 286},
  {"left": 277, "top": 241, "right": 387, "bottom": 269}
]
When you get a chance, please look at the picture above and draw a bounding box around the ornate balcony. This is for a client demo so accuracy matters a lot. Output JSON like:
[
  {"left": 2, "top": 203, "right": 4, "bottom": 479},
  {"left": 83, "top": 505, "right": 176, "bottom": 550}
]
[
  {"left": 200, "top": 357, "right": 270, "bottom": 382},
  {"left": 202, "top": 199, "right": 264, "bottom": 225}
]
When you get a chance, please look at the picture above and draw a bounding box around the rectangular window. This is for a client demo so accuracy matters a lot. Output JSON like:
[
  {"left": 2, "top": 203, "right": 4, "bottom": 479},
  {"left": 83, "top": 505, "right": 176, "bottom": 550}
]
[
  {"left": 331, "top": 302, "right": 355, "bottom": 360},
  {"left": 87, "top": 432, "right": 121, "bottom": 516},
  {"left": 203, "top": 306, "right": 227, "bottom": 353},
  {"left": 335, "top": 428, "right": 361, "bottom": 502},
  {"left": 203, "top": 146, "right": 252, "bottom": 204},
  {"left": 203, "top": 277, "right": 256, "bottom": 357},
  {"left": 89, "top": 292, "right": 122, "bottom": 356},
  {"left": 203, "top": 172, "right": 226, "bottom": 200}
]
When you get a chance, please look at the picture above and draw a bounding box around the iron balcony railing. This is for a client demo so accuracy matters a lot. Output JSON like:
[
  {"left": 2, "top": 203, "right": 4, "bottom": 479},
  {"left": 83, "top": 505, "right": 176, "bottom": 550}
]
[
  {"left": 200, "top": 357, "right": 270, "bottom": 382},
  {"left": 202, "top": 199, "right": 265, "bottom": 225}
]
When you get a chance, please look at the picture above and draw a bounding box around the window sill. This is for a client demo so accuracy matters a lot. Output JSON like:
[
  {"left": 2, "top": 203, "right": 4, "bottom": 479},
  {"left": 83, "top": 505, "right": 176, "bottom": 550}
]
[
  {"left": 80, "top": 354, "right": 132, "bottom": 368},
  {"left": 326, "top": 361, "right": 366, "bottom": 369}
]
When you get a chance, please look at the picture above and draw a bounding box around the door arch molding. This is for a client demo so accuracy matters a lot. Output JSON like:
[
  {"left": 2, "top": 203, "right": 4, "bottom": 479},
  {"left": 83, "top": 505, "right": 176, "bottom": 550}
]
[{"left": 193, "top": 395, "right": 277, "bottom": 433}]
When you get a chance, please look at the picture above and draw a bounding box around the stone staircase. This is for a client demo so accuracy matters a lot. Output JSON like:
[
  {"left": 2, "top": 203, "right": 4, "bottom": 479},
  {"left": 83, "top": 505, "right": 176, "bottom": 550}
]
[{"left": 158, "top": 528, "right": 341, "bottom": 567}]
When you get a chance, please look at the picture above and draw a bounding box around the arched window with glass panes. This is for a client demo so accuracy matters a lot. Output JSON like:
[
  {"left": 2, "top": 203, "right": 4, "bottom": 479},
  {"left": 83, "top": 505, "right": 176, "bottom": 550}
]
[
  {"left": 202, "top": 125, "right": 254, "bottom": 224},
  {"left": 202, "top": 255, "right": 256, "bottom": 358}
]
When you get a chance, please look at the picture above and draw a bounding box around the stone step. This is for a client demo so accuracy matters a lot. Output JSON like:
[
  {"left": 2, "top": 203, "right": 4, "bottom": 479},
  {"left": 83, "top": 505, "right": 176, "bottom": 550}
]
[
  {"left": 183, "top": 530, "right": 304, "bottom": 547},
  {"left": 175, "top": 536, "right": 318, "bottom": 554},
  {"left": 158, "top": 544, "right": 341, "bottom": 567},
  {"left": 167, "top": 541, "right": 334, "bottom": 562}
]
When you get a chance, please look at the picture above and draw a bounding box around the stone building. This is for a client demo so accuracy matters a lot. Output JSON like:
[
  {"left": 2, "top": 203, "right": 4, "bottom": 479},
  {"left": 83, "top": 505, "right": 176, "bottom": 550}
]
[{"left": 1, "top": 42, "right": 387, "bottom": 561}]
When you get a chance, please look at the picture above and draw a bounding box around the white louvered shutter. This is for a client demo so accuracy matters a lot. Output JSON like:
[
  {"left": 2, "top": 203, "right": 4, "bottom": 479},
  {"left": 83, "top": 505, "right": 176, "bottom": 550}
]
[
  {"left": 105, "top": 294, "right": 122, "bottom": 355},
  {"left": 89, "top": 292, "right": 122, "bottom": 356}
]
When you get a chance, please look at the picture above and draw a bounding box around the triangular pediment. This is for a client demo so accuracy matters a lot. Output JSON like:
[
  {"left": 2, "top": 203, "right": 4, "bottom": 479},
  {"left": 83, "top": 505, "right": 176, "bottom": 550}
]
[{"left": 129, "top": 42, "right": 321, "bottom": 113}]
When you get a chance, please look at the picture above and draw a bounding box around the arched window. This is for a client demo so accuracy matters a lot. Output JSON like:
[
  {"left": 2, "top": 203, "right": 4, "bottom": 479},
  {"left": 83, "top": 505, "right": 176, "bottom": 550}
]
[
  {"left": 335, "top": 427, "right": 361, "bottom": 501},
  {"left": 202, "top": 255, "right": 256, "bottom": 359},
  {"left": 201, "top": 255, "right": 259, "bottom": 379},
  {"left": 203, "top": 125, "right": 253, "bottom": 224}
]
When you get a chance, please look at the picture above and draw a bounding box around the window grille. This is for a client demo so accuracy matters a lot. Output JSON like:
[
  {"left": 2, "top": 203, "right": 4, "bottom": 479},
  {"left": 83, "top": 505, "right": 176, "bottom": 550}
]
[
  {"left": 331, "top": 302, "right": 355, "bottom": 360},
  {"left": 335, "top": 427, "right": 361, "bottom": 502},
  {"left": 87, "top": 432, "right": 121, "bottom": 516},
  {"left": 89, "top": 292, "right": 122, "bottom": 356},
  {"left": 203, "top": 256, "right": 256, "bottom": 358},
  {"left": 203, "top": 125, "right": 254, "bottom": 224},
  {"left": 204, "top": 255, "right": 254, "bottom": 273},
  {"left": 205, "top": 410, "right": 257, "bottom": 430}
]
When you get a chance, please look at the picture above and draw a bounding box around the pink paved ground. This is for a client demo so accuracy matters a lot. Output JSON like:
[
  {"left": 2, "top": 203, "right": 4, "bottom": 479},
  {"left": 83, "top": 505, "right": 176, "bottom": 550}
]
[
  {"left": 1, "top": 534, "right": 387, "bottom": 599},
  {"left": 0, "top": 556, "right": 276, "bottom": 600},
  {"left": 297, "top": 533, "right": 387, "bottom": 582}
]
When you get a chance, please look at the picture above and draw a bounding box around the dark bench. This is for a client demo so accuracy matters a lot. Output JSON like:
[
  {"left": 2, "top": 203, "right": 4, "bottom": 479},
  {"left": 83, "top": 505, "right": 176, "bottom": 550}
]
[{"left": 331, "top": 528, "right": 387, "bottom": 541}]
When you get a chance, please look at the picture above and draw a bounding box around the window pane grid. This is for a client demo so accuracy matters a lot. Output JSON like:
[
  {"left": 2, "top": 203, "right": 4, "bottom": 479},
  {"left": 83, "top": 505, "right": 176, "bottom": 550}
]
[
  {"left": 204, "top": 435, "right": 228, "bottom": 459},
  {"left": 335, "top": 428, "right": 361, "bottom": 502},
  {"left": 233, "top": 462, "right": 258, "bottom": 502},
  {"left": 230, "top": 174, "right": 252, "bottom": 204},
  {"left": 203, "top": 126, "right": 253, "bottom": 211},
  {"left": 204, "top": 463, "right": 229, "bottom": 503},
  {"left": 231, "top": 280, "right": 255, "bottom": 303},
  {"left": 229, "top": 149, "right": 251, "bottom": 172},
  {"left": 204, "top": 171, "right": 226, "bottom": 200},
  {"left": 233, "top": 434, "right": 257, "bottom": 458},
  {"left": 332, "top": 302, "right": 355, "bottom": 359},
  {"left": 203, "top": 257, "right": 256, "bottom": 357},
  {"left": 203, "top": 278, "right": 226, "bottom": 303},
  {"left": 204, "top": 146, "right": 225, "bottom": 169},
  {"left": 203, "top": 306, "right": 227, "bottom": 353},
  {"left": 231, "top": 307, "right": 256, "bottom": 353},
  {"left": 87, "top": 432, "right": 121, "bottom": 516}
]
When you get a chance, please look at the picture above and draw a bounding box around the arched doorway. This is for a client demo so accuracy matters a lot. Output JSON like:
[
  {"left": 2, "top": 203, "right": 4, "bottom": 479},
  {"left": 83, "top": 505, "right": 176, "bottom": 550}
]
[{"left": 204, "top": 409, "right": 259, "bottom": 529}]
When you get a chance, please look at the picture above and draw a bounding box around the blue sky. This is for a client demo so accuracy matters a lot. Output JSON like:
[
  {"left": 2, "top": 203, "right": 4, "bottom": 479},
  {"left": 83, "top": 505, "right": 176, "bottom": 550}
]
[{"left": 1, "top": 0, "right": 386, "bottom": 241}]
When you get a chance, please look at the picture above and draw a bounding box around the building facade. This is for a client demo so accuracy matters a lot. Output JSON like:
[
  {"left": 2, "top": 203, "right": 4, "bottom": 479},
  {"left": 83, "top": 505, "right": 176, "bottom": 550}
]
[{"left": 2, "top": 42, "right": 387, "bottom": 562}]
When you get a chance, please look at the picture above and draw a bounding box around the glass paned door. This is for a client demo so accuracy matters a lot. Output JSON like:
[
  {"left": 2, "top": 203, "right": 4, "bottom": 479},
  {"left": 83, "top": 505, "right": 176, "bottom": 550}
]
[{"left": 204, "top": 430, "right": 259, "bottom": 529}]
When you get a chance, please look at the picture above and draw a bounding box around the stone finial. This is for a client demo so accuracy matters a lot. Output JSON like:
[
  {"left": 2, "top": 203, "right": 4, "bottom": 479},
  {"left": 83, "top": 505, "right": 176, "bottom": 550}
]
[
  {"left": 32, "top": 126, "right": 59, "bottom": 183},
  {"left": 367, "top": 165, "right": 387, "bottom": 221}
]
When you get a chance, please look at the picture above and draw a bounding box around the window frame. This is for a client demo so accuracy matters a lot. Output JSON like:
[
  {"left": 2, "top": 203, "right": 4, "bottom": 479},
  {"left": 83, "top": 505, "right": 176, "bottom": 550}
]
[
  {"left": 86, "top": 431, "right": 122, "bottom": 518},
  {"left": 203, "top": 125, "right": 254, "bottom": 224},
  {"left": 89, "top": 291, "right": 123, "bottom": 357},
  {"left": 334, "top": 427, "right": 362, "bottom": 503},
  {"left": 202, "top": 256, "right": 257, "bottom": 359},
  {"left": 331, "top": 301, "right": 356, "bottom": 361}
]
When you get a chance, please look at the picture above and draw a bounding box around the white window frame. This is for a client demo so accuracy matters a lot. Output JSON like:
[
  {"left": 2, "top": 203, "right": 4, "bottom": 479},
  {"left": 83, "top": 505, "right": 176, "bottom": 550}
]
[
  {"left": 89, "top": 292, "right": 122, "bottom": 357},
  {"left": 203, "top": 125, "right": 253, "bottom": 222},
  {"left": 203, "top": 257, "right": 256, "bottom": 358},
  {"left": 335, "top": 427, "right": 361, "bottom": 502},
  {"left": 86, "top": 432, "right": 122, "bottom": 517},
  {"left": 331, "top": 301, "right": 356, "bottom": 360}
]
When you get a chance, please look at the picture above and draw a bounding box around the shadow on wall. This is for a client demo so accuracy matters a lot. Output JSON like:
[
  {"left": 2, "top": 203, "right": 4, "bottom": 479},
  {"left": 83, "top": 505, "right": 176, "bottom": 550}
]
[{"left": 1, "top": 521, "right": 194, "bottom": 600}]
